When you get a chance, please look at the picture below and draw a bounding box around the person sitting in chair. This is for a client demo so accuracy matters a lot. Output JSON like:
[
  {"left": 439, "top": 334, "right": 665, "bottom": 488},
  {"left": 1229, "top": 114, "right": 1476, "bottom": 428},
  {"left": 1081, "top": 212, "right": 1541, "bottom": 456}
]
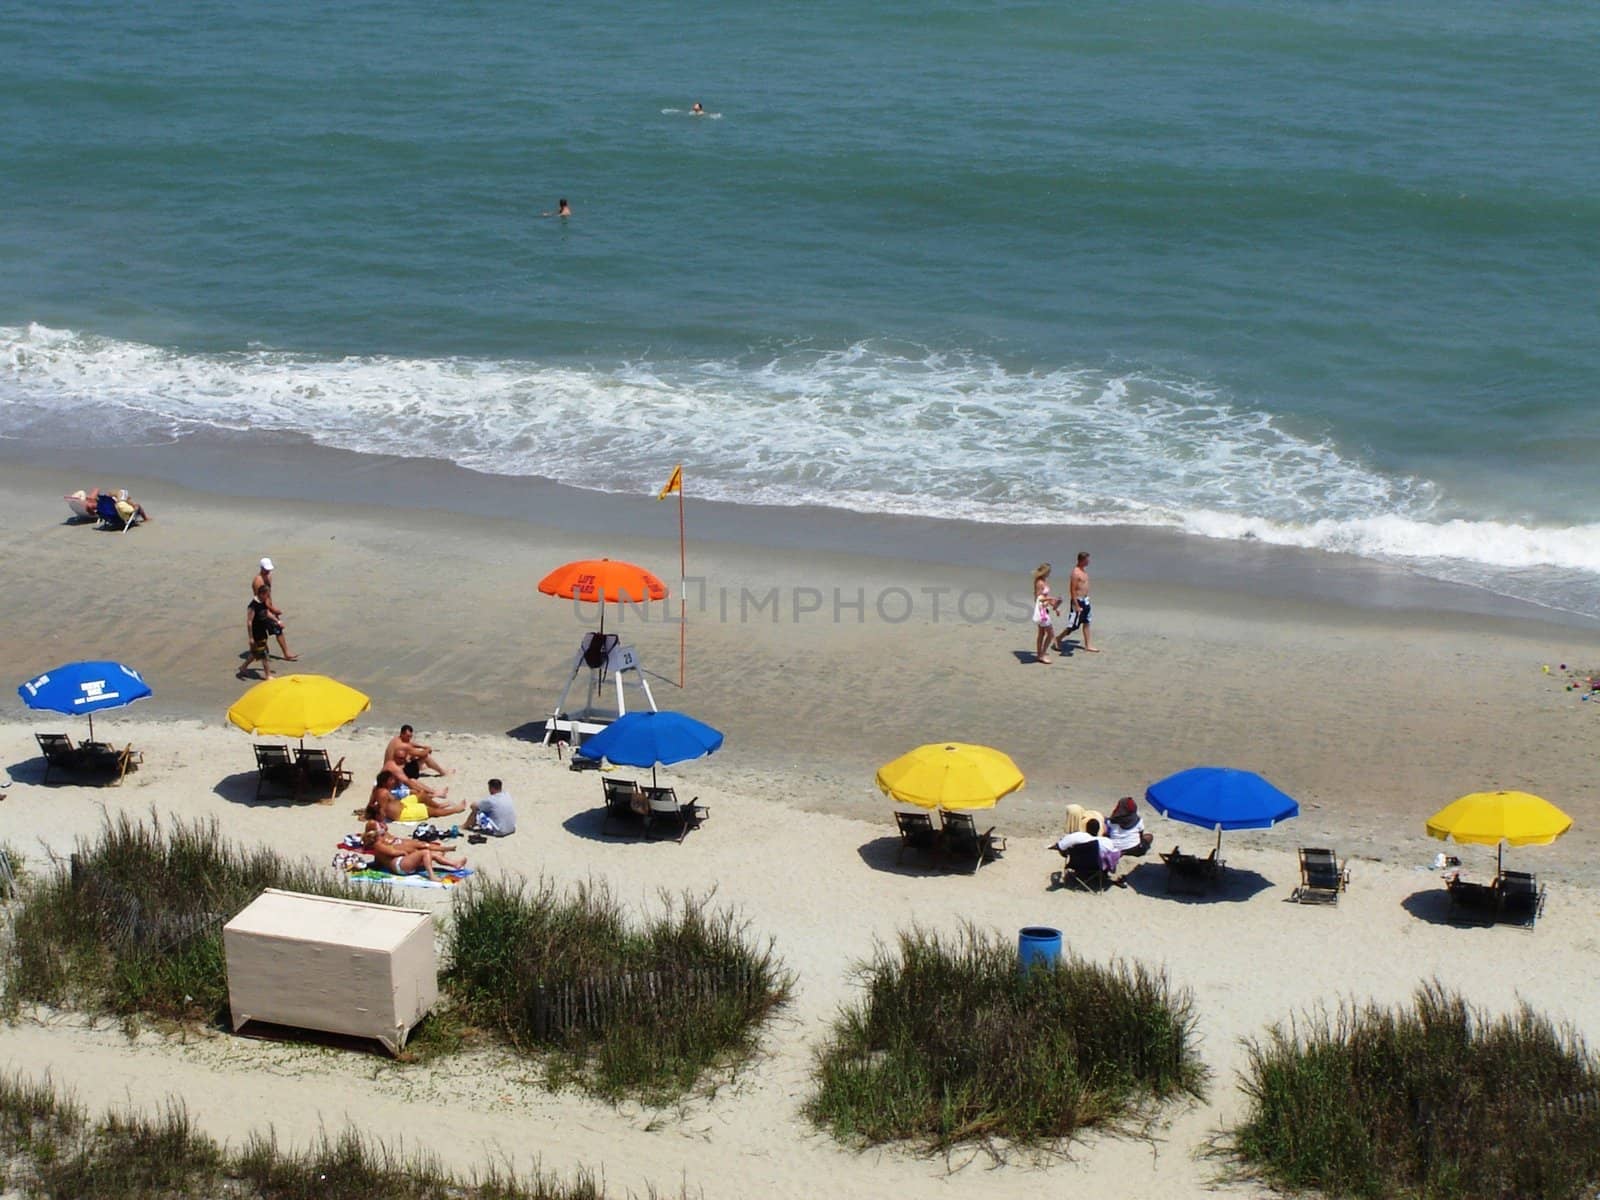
[
  {"left": 1052, "top": 818, "right": 1126, "bottom": 881},
  {"left": 1104, "top": 796, "right": 1155, "bottom": 857}
]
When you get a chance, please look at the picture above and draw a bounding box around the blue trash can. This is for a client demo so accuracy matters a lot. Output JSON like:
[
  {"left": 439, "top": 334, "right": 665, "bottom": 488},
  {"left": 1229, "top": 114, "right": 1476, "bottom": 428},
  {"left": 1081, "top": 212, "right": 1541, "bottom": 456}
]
[{"left": 1018, "top": 926, "right": 1062, "bottom": 975}]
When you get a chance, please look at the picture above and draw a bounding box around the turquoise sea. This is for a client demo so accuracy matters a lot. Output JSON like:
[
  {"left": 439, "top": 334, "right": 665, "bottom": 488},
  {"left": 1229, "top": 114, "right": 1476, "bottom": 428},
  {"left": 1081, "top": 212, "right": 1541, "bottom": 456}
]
[{"left": 2, "top": 1, "right": 1597, "bottom": 613}]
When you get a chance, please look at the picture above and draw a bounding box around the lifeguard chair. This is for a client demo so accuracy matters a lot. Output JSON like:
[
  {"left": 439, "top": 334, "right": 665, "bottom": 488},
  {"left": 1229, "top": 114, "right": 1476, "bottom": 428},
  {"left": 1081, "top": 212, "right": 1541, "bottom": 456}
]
[{"left": 543, "top": 631, "right": 658, "bottom": 745}]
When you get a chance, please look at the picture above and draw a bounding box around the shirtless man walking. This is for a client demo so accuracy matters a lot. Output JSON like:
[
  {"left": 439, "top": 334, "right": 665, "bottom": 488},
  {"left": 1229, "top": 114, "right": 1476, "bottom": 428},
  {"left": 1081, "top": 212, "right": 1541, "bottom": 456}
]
[
  {"left": 250, "top": 557, "right": 298, "bottom": 661},
  {"left": 1057, "top": 551, "right": 1099, "bottom": 653}
]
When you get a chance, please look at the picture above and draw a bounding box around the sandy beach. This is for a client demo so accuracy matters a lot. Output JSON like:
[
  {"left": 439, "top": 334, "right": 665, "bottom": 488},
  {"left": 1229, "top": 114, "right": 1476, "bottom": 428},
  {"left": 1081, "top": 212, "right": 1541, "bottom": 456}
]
[{"left": 3, "top": 461, "right": 1600, "bottom": 1198}]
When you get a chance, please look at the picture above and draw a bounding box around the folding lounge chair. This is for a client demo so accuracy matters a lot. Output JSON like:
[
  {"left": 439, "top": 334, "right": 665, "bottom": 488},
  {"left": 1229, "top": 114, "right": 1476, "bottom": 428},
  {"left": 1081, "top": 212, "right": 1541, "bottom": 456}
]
[
  {"left": 37, "top": 733, "right": 80, "bottom": 785},
  {"left": 253, "top": 743, "right": 300, "bottom": 801},
  {"left": 1496, "top": 870, "right": 1545, "bottom": 928},
  {"left": 296, "top": 747, "right": 352, "bottom": 803},
  {"left": 1161, "top": 846, "right": 1222, "bottom": 895},
  {"left": 893, "top": 811, "right": 942, "bottom": 867},
  {"left": 1446, "top": 874, "right": 1500, "bottom": 923},
  {"left": 1292, "top": 847, "right": 1349, "bottom": 905},
  {"left": 1062, "top": 838, "right": 1113, "bottom": 893},
  {"left": 600, "top": 776, "right": 648, "bottom": 837},
  {"left": 95, "top": 492, "right": 140, "bottom": 532},
  {"left": 36, "top": 732, "right": 138, "bottom": 786},
  {"left": 642, "top": 785, "right": 709, "bottom": 842},
  {"left": 941, "top": 811, "right": 1006, "bottom": 872}
]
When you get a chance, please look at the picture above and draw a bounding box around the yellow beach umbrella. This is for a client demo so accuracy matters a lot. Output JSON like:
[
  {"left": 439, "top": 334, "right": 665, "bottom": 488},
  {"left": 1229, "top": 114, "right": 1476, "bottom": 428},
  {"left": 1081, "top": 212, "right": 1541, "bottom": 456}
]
[
  {"left": 226, "top": 674, "right": 372, "bottom": 741},
  {"left": 1425, "top": 790, "right": 1573, "bottom": 874},
  {"left": 875, "top": 742, "right": 1025, "bottom": 812}
]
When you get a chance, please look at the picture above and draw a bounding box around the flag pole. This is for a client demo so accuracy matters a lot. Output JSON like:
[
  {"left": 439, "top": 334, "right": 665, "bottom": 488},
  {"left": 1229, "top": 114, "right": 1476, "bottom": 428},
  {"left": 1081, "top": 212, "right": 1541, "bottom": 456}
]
[{"left": 678, "top": 471, "right": 687, "bottom": 688}]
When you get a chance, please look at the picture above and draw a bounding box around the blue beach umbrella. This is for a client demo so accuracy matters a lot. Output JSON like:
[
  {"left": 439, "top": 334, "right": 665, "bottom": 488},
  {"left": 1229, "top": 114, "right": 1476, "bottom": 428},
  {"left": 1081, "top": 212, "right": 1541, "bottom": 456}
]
[
  {"left": 18, "top": 661, "right": 152, "bottom": 742},
  {"left": 574, "top": 710, "right": 724, "bottom": 785},
  {"left": 1145, "top": 766, "right": 1299, "bottom": 855}
]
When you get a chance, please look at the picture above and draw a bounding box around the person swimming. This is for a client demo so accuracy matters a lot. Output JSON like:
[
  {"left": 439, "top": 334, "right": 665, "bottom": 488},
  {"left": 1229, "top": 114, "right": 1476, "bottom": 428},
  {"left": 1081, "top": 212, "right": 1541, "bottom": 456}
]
[
  {"left": 541, "top": 198, "right": 571, "bottom": 218},
  {"left": 690, "top": 101, "right": 705, "bottom": 115}
]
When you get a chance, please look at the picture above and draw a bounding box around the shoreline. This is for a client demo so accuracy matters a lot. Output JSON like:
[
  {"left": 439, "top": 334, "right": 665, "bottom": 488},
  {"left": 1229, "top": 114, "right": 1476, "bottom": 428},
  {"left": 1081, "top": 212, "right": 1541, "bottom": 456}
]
[{"left": 3, "top": 431, "right": 1595, "bottom": 632}]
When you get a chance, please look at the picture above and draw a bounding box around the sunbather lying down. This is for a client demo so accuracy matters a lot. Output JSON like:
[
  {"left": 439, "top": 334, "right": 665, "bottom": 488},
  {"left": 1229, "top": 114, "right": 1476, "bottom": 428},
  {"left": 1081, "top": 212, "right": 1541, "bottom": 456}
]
[
  {"left": 365, "top": 770, "right": 464, "bottom": 823},
  {"left": 361, "top": 823, "right": 465, "bottom": 881}
]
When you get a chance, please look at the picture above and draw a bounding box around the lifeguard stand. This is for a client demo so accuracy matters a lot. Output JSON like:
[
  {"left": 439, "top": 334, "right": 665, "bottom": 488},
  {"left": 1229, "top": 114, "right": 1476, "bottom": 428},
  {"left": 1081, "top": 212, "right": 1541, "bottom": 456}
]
[{"left": 543, "top": 631, "right": 658, "bottom": 745}]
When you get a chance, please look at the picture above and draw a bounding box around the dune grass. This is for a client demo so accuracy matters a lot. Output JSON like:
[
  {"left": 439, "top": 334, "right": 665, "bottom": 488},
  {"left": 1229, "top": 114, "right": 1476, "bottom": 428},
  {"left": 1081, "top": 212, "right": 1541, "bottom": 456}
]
[
  {"left": 807, "top": 926, "right": 1206, "bottom": 1157},
  {"left": 0, "top": 1072, "right": 650, "bottom": 1199},
  {"left": 1228, "top": 982, "right": 1600, "bottom": 1200},
  {"left": 443, "top": 876, "right": 793, "bottom": 1104},
  {"left": 1, "top": 813, "right": 389, "bottom": 1023}
]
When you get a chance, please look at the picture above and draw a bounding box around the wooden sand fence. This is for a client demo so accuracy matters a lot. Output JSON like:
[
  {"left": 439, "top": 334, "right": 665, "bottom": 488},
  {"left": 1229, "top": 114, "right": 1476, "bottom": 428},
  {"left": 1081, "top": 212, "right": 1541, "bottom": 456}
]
[
  {"left": 530, "top": 960, "right": 763, "bottom": 1040},
  {"left": 70, "top": 854, "right": 227, "bottom": 955}
]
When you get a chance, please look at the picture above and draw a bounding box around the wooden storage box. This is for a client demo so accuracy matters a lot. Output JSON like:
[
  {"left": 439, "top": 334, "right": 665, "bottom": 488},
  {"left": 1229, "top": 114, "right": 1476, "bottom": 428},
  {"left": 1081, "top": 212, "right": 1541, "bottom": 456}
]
[{"left": 224, "top": 888, "right": 437, "bottom": 1054}]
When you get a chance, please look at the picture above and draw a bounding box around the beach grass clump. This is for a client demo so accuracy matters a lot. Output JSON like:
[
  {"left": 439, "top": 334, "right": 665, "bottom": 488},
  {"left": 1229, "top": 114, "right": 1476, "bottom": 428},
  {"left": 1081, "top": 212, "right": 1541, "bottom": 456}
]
[
  {"left": 1229, "top": 982, "right": 1600, "bottom": 1200},
  {"left": 0, "top": 1072, "right": 639, "bottom": 1199},
  {"left": 444, "top": 877, "right": 793, "bottom": 1103},
  {"left": 807, "top": 926, "right": 1206, "bottom": 1156},
  {"left": 1, "top": 812, "right": 388, "bottom": 1023}
]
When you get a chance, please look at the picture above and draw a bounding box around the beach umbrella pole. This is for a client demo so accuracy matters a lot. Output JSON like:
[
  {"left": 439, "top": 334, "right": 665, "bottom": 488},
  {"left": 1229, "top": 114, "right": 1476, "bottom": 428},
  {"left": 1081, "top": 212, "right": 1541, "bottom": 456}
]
[{"left": 87, "top": 713, "right": 94, "bottom": 743}]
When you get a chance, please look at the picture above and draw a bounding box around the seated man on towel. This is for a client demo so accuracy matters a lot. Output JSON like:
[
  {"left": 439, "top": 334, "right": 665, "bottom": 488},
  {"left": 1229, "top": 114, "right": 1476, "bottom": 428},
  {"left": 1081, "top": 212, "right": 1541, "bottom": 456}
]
[
  {"left": 385, "top": 724, "right": 451, "bottom": 779},
  {"left": 365, "top": 770, "right": 464, "bottom": 824},
  {"left": 463, "top": 777, "right": 517, "bottom": 837},
  {"left": 378, "top": 740, "right": 453, "bottom": 807},
  {"left": 362, "top": 822, "right": 466, "bottom": 881}
]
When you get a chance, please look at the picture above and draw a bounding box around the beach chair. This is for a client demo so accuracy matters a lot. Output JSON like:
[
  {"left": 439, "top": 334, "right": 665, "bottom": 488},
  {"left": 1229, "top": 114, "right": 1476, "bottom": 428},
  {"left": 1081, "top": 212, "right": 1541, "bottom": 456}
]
[
  {"left": 941, "top": 811, "right": 1006, "bottom": 872},
  {"left": 36, "top": 732, "right": 137, "bottom": 785},
  {"left": 1496, "top": 870, "right": 1545, "bottom": 928},
  {"left": 253, "top": 744, "right": 300, "bottom": 801},
  {"left": 1062, "top": 838, "right": 1113, "bottom": 893},
  {"left": 95, "top": 492, "right": 140, "bottom": 532},
  {"left": 642, "top": 786, "right": 708, "bottom": 842},
  {"left": 893, "top": 811, "right": 942, "bottom": 867},
  {"left": 36, "top": 733, "right": 80, "bottom": 784},
  {"left": 1161, "top": 846, "right": 1222, "bottom": 895},
  {"left": 600, "top": 776, "right": 648, "bottom": 837},
  {"left": 296, "top": 747, "right": 352, "bottom": 803},
  {"left": 1292, "top": 847, "right": 1349, "bottom": 905},
  {"left": 1446, "top": 874, "right": 1499, "bottom": 923}
]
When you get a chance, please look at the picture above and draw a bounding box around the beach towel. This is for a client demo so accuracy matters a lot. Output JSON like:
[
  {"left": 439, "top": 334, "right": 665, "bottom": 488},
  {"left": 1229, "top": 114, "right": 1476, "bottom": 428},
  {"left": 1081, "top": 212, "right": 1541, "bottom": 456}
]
[{"left": 348, "top": 866, "right": 474, "bottom": 889}]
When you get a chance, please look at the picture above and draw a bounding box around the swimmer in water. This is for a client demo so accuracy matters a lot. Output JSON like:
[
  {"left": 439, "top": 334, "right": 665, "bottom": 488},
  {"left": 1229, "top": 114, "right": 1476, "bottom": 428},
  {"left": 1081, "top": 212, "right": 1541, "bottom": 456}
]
[
  {"left": 541, "top": 198, "right": 571, "bottom": 218},
  {"left": 690, "top": 101, "right": 705, "bottom": 115}
]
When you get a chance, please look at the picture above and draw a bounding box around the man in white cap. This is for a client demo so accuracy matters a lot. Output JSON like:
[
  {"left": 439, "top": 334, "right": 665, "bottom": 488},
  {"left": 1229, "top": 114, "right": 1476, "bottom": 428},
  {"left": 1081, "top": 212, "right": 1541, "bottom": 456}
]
[{"left": 250, "top": 557, "right": 298, "bottom": 661}]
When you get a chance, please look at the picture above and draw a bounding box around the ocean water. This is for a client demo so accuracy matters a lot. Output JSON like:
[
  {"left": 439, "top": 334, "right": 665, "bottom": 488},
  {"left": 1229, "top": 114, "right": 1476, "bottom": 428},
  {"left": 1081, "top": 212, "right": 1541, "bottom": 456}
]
[{"left": 2, "top": 1, "right": 1597, "bottom": 613}]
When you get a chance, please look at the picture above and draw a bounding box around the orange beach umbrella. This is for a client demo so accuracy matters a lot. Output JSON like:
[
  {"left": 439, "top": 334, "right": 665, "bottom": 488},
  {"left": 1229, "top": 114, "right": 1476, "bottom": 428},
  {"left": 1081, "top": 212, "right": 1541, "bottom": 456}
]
[{"left": 539, "top": 558, "right": 667, "bottom": 633}]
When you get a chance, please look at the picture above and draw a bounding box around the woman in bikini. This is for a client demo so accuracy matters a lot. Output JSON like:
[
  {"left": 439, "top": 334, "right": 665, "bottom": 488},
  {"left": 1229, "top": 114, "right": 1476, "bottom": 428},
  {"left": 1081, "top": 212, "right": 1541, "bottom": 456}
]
[
  {"left": 1032, "top": 563, "right": 1062, "bottom": 664},
  {"left": 361, "top": 823, "right": 466, "bottom": 881}
]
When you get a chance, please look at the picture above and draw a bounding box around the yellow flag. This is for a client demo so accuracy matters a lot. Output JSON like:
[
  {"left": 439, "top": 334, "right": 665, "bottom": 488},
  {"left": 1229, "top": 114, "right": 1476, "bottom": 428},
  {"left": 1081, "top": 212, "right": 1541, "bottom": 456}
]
[{"left": 656, "top": 464, "right": 682, "bottom": 501}]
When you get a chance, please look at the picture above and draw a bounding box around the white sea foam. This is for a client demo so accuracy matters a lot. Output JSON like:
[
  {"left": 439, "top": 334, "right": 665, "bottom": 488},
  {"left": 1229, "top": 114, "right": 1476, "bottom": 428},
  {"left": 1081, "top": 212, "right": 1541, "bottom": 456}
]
[{"left": 4, "top": 323, "right": 1598, "bottom": 604}]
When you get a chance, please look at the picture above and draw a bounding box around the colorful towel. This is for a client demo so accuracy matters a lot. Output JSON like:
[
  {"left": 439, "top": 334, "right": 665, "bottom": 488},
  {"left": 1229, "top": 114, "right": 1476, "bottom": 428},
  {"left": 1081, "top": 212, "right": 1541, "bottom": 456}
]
[{"left": 347, "top": 867, "right": 474, "bottom": 889}]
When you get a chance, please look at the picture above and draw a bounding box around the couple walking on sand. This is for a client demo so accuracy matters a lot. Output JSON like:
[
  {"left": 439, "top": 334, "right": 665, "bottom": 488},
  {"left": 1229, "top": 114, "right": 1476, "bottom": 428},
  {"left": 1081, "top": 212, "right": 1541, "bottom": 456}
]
[{"left": 1032, "top": 552, "right": 1096, "bottom": 665}]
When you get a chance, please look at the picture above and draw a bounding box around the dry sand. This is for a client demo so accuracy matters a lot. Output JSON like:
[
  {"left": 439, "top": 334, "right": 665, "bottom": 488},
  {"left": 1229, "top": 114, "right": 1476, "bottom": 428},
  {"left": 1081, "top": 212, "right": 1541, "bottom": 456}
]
[{"left": 2, "top": 464, "right": 1599, "bottom": 1197}]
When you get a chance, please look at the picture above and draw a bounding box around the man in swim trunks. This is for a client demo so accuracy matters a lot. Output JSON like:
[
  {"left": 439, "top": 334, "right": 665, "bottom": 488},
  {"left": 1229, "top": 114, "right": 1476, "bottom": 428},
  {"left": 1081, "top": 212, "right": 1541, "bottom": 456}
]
[
  {"left": 379, "top": 744, "right": 451, "bottom": 806},
  {"left": 385, "top": 724, "right": 450, "bottom": 779},
  {"left": 249, "top": 558, "right": 298, "bottom": 661},
  {"left": 1056, "top": 551, "right": 1099, "bottom": 653}
]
